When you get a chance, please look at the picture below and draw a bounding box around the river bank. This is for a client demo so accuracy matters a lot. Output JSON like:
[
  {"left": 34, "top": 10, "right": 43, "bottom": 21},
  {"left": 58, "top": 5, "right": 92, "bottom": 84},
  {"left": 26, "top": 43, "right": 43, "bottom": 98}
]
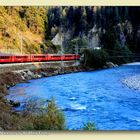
[
  {"left": 6, "top": 62, "right": 140, "bottom": 130},
  {"left": 0, "top": 65, "right": 87, "bottom": 130},
  {"left": 0, "top": 61, "right": 118, "bottom": 130}
]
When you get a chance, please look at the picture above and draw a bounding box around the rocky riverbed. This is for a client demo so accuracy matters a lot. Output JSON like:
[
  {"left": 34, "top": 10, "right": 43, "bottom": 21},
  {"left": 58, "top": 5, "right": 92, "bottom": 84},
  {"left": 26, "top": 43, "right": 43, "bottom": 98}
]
[
  {"left": 122, "top": 75, "right": 140, "bottom": 90},
  {"left": 122, "top": 62, "right": 140, "bottom": 90}
]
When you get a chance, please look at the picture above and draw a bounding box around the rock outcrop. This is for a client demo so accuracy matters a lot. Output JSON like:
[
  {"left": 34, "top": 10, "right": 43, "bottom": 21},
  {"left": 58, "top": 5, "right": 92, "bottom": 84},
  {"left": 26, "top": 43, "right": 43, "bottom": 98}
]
[
  {"left": 106, "top": 62, "right": 118, "bottom": 68},
  {"left": 9, "top": 100, "right": 20, "bottom": 107}
]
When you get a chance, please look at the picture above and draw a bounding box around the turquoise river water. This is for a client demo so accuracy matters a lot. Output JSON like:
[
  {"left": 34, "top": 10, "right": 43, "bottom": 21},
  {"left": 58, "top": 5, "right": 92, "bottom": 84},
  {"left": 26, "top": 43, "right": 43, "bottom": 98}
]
[{"left": 6, "top": 63, "right": 140, "bottom": 130}]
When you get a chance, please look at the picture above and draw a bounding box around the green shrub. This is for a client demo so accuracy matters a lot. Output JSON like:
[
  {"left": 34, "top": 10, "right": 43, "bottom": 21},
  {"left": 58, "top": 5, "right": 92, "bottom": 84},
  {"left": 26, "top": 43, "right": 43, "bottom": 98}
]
[
  {"left": 82, "top": 122, "right": 96, "bottom": 130},
  {"left": 110, "top": 42, "right": 132, "bottom": 64},
  {"left": 21, "top": 121, "right": 34, "bottom": 130},
  {"left": 22, "top": 98, "right": 65, "bottom": 130},
  {"left": 66, "top": 37, "right": 88, "bottom": 53},
  {"left": 83, "top": 49, "right": 109, "bottom": 68}
]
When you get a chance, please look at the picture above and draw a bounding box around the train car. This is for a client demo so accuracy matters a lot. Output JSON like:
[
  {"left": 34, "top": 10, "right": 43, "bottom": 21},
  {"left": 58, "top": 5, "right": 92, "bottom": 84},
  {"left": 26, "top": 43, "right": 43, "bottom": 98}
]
[
  {"left": 47, "top": 54, "right": 80, "bottom": 61},
  {"left": 31, "top": 54, "right": 48, "bottom": 62},
  {"left": 48, "top": 54, "right": 62, "bottom": 61},
  {"left": 0, "top": 55, "right": 12, "bottom": 63},
  {"left": 75, "top": 54, "right": 80, "bottom": 59},
  {"left": 13, "top": 55, "right": 30, "bottom": 63},
  {"left": 63, "top": 54, "right": 74, "bottom": 60},
  {"left": 0, "top": 53, "right": 80, "bottom": 63}
]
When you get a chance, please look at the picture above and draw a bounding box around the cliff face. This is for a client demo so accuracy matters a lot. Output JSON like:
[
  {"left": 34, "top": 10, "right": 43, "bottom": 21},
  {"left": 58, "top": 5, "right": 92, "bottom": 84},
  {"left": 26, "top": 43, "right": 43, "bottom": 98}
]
[
  {"left": 52, "top": 25, "right": 101, "bottom": 51},
  {"left": 48, "top": 7, "right": 140, "bottom": 54}
]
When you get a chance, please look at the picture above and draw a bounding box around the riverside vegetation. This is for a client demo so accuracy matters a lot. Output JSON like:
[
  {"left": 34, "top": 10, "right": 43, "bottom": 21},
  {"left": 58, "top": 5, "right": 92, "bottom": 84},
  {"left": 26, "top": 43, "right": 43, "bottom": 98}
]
[{"left": 0, "top": 6, "right": 140, "bottom": 130}]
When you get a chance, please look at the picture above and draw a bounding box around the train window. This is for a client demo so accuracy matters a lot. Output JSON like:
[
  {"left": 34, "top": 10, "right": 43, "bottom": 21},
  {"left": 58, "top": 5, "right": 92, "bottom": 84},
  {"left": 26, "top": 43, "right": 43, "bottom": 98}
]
[
  {"left": 24, "top": 56, "right": 28, "bottom": 58},
  {"left": 16, "top": 56, "right": 28, "bottom": 58},
  {"left": 16, "top": 56, "right": 20, "bottom": 58},
  {"left": 0, "top": 56, "right": 10, "bottom": 59},
  {"left": 34, "top": 56, "right": 46, "bottom": 58}
]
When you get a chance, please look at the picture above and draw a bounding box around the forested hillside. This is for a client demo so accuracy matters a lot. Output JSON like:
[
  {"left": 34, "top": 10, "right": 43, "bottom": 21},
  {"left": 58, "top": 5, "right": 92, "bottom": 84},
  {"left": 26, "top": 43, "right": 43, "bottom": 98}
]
[
  {"left": 0, "top": 6, "right": 139, "bottom": 57},
  {"left": 0, "top": 6, "right": 58, "bottom": 54}
]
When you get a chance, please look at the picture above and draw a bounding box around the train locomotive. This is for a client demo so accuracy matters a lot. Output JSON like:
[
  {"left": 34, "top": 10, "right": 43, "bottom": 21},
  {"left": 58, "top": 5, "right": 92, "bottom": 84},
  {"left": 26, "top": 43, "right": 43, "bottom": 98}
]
[{"left": 0, "top": 54, "right": 80, "bottom": 63}]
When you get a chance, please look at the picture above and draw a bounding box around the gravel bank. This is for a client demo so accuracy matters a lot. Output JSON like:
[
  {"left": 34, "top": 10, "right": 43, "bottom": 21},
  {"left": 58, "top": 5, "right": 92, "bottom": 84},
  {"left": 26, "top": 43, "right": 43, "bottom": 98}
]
[
  {"left": 122, "top": 75, "right": 140, "bottom": 90},
  {"left": 122, "top": 62, "right": 140, "bottom": 90}
]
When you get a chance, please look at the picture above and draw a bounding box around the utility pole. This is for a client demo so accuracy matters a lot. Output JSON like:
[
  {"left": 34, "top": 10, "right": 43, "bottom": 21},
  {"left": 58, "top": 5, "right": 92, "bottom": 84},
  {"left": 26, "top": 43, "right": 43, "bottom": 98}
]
[
  {"left": 18, "top": 32, "right": 23, "bottom": 55},
  {"left": 75, "top": 43, "right": 79, "bottom": 66},
  {"left": 61, "top": 32, "right": 64, "bottom": 67}
]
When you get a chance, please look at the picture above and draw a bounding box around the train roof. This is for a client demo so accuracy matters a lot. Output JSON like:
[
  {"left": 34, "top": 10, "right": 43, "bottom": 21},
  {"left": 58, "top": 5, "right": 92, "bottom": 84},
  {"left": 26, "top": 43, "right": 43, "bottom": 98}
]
[
  {"left": 0, "top": 53, "right": 78, "bottom": 56},
  {"left": 0, "top": 53, "right": 14, "bottom": 56}
]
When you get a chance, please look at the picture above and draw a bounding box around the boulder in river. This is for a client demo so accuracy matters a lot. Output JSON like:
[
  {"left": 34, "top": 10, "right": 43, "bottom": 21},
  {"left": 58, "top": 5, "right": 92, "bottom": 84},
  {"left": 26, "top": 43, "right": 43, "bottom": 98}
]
[
  {"left": 106, "top": 62, "right": 118, "bottom": 68},
  {"left": 9, "top": 100, "right": 20, "bottom": 107}
]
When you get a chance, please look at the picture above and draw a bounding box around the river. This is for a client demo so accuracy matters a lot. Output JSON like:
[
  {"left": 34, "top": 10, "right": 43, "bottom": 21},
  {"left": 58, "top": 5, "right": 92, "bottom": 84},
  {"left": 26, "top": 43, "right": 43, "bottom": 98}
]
[{"left": 6, "top": 62, "right": 140, "bottom": 130}]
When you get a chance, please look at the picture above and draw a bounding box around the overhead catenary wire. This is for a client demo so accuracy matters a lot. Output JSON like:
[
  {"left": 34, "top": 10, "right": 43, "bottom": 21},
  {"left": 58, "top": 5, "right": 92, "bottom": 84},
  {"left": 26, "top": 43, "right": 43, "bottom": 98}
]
[{"left": 103, "top": 48, "right": 140, "bottom": 56}]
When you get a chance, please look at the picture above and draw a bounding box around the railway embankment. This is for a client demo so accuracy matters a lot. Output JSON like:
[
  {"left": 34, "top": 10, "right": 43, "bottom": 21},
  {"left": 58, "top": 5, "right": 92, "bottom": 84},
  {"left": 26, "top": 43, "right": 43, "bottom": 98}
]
[
  {"left": 0, "top": 61, "right": 77, "bottom": 74},
  {"left": 0, "top": 65, "right": 85, "bottom": 102},
  {"left": 0, "top": 61, "right": 83, "bottom": 98}
]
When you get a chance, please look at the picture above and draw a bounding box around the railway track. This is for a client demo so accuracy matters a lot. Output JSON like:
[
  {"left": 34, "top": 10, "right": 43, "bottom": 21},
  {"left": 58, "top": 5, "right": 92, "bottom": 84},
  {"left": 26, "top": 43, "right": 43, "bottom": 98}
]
[{"left": 0, "top": 60, "right": 79, "bottom": 74}]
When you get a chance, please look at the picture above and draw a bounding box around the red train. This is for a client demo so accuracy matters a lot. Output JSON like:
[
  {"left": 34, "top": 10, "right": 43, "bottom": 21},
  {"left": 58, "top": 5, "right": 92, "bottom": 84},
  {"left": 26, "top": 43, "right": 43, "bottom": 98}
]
[{"left": 0, "top": 54, "right": 80, "bottom": 63}]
